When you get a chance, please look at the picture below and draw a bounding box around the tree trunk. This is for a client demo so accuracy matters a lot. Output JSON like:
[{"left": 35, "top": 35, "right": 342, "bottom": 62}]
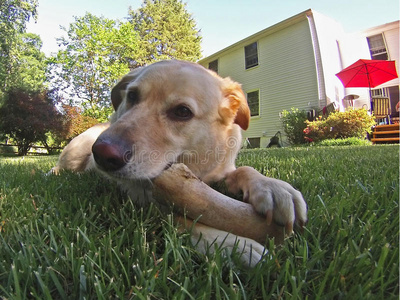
[{"left": 17, "top": 142, "right": 31, "bottom": 156}]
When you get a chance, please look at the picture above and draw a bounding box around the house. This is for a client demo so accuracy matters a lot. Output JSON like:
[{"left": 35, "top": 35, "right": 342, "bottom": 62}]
[
  {"left": 361, "top": 21, "right": 399, "bottom": 114},
  {"left": 198, "top": 9, "right": 399, "bottom": 147}
]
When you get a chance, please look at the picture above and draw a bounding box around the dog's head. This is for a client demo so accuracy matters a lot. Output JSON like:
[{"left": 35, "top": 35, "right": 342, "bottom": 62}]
[{"left": 92, "top": 60, "right": 250, "bottom": 183}]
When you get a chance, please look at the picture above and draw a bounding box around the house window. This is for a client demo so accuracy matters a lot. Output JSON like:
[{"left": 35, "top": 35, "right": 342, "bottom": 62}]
[
  {"left": 247, "top": 90, "right": 260, "bottom": 117},
  {"left": 208, "top": 59, "right": 218, "bottom": 73},
  {"left": 367, "top": 34, "right": 388, "bottom": 60},
  {"left": 244, "top": 42, "right": 258, "bottom": 69},
  {"left": 247, "top": 137, "right": 260, "bottom": 148}
]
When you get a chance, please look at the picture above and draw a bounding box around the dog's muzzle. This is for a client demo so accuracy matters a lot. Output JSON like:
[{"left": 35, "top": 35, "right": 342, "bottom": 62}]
[{"left": 92, "top": 138, "right": 132, "bottom": 172}]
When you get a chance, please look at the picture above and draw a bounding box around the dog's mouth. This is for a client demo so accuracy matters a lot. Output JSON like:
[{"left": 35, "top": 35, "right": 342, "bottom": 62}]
[
  {"left": 163, "top": 161, "right": 175, "bottom": 171},
  {"left": 95, "top": 159, "right": 177, "bottom": 182}
]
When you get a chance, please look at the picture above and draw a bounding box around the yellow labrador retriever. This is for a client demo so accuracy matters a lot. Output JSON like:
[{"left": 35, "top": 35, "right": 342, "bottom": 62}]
[{"left": 52, "top": 60, "right": 307, "bottom": 266}]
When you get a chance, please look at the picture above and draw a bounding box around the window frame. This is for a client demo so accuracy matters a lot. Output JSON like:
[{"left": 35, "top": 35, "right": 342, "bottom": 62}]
[
  {"left": 247, "top": 137, "right": 261, "bottom": 149},
  {"left": 367, "top": 34, "right": 388, "bottom": 60},
  {"left": 246, "top": 89, "right": 260, "bottom": 117},
  {"left": 208, "top": 59, "right": 219, "bottom": 73},
  {"left": 244, "top": 42, "right": 259, "bottom": 69}
]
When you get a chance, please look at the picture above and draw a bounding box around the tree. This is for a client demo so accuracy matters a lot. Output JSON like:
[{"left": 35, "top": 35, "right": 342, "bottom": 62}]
[
  {"left": 0, "top": 88, "right": 64, "bottom": 155},
  {"left": 0, "top": 0, "right": 38, "bottom": 95},
  {"left": 41, "top": 104, "right": 100, "bottom": 152},
  {"left": 51, "top": 13, "right": 139, "bottom": 121},
  {"left": 129, "top": 0, "right": 202, "bottom": 67},
  {"left": 61, "top": 105, "right": 99, "bottom": 141},
  {"left": 8, "top": 33, "right": 47, "bottom": 92}
]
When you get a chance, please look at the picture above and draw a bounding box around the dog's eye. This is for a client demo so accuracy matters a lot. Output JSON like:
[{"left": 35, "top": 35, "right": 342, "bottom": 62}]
[
  {"left": 127, "top": 89, "right": 140, "bottom": 105},
  {"left": 168, "top": 105, "right": 194, "bottom": 121}
]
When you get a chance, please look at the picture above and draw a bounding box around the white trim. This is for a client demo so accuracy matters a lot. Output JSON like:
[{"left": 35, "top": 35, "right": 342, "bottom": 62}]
[{"left": 307, "top": 12, "right": 327, "bottom": 107}]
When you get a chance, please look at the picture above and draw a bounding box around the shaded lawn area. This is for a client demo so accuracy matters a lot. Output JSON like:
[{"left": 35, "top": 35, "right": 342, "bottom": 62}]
[{"left": 0, "top": 145, "right": 398, "bottom": 299}]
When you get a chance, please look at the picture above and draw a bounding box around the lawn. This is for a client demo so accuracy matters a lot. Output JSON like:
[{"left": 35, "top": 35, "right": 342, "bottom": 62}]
[{"left": 0, "top": 145, "right": 398, "bottom": 299}]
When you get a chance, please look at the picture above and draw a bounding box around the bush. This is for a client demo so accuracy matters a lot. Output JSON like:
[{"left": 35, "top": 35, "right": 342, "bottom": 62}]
[
  {"left": 280, "top": 108, "right": 308, "bottom": 145},
  {"left": 316, "top": 137, "right": 372, "bottom": 147},
  {"left": 304, "top": 109, "right": 376, "bottom": 143},
  {"left": 0, "top": 145, "right": 17, "bottom": 155}
]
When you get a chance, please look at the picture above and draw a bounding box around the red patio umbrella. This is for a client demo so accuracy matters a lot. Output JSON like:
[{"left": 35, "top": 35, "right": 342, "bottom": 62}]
[
  {"left": 336, "top": 59, "right": 398, "bottom": 89},
  {"left": 336, "top": 59, "right": 398, "bottom": 115},
  {"left": 335, "top": 59, "right": 398, "bottom": 94}
]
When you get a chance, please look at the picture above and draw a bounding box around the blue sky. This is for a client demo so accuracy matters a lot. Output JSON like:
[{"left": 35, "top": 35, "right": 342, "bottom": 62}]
[{"left": 27, "top": 0, "right": 399, "bottom": 58}]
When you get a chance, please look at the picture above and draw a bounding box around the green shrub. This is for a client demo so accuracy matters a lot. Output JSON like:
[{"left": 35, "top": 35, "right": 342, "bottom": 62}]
[
  {"left": 0, "top": 145, "right": 17, "bottom": 155},
  {"left": 0, "top": 146, "right": 17, "bottom": 155},
  {"left": 316, "top": 137, "right": 372, "bottom": 147},
  {"left": 280, "top": 108, "right": 308, "bottom": 145},
  {"left": 304, "top": 109, "right": 376, "bottom": 143}
]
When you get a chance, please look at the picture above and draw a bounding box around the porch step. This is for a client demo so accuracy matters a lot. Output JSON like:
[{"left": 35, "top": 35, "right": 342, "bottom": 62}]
[
  {"left": 371, "top": 137, "right": 400, "bottom": 142},
  {"left": 373, "top": 130, "right": 399, "bottom": 135},
  {"left": 371, "top": 124, "right": 399, "bottom": 144},
  {"left": 373, "top": 124, "right": 399, "bottom": 131}
]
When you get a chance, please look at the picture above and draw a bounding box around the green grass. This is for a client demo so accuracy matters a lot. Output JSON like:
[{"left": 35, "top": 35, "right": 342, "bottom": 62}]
[{"left": 0, "top": 145, "right": 398, "bottom": 299}]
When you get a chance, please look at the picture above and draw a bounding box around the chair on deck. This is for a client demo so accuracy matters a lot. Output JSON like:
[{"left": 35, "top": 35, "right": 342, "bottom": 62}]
[{"left": 372, "top": 97, "right": 391, "bottom": 124}]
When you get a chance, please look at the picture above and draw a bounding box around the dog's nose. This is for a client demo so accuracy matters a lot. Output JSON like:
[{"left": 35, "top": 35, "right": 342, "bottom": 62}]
[{"left": 92, "top": 140, "right": 131, "bottom": 172}]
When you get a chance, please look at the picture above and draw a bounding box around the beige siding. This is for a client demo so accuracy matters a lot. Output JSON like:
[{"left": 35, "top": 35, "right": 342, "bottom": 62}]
[
  {"left": 200, "top": 18, "right": 319, "bottom": 147},
  {"left": 381, "top": 22, "right": 399, "bottom": 87},
  {"left": 385, "top": 24, "right": 399, "bottom": 62}
]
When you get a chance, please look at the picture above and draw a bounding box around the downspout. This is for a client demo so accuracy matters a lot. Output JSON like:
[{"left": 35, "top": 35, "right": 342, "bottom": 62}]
[{"left": 307, "top": 11, "right": 327, "bottom": 108}]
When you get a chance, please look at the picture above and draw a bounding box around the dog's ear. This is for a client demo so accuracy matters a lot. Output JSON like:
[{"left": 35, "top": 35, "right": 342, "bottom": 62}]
[
  {"left": 111, "top": 69, "right": 141, "bottom": 110},
  {"left": 219, "top": 77, "right": 251, "bottom": 130}
]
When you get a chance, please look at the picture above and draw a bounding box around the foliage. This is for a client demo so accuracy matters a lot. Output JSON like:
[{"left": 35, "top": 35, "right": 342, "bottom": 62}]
[
  {"left": 0, "top": 88, "right": 64, "bottom": 155},
  {"left": 7, "top": 33, "right": 47, "bottom": 92},
  {"left": 61, "top": 105, "right": 99, "bottom": 141},
  {"left": 0, "top": 0, "right": 38, "bottom": 97},
  {"left": 0, "top": 145, "right": 398, "bottom": 298},
  {"left": 38, "top": 105, "right": 100, "bottom": 152},
  {"left": 129, "top": 0, "right": 202, "bottom": 67},
  {"left": 316, "top": 137, "right": 372, "bottom": 147},
  {"left": 304, "top": 109, "right": 376, "bottom": 143},
  {"left": 51, "top": 13, "right": 139, "bottom": 121},
  {"left": 0, "top": 145, "right": 17, "bottom": 155},
  {"left": 280, "top": 108, "right": 308, "bottom": 145},
  {"left": 50, "top": 1, "right": 201, "bottom": 121}
]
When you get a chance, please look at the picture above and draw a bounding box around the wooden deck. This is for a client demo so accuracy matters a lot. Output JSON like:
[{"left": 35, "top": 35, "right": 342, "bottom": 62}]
[{"left": 371, "top": 124, "right": 400, "bottom": 144}]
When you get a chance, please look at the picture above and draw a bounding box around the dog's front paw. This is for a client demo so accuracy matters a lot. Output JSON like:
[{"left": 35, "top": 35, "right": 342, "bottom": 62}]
[
  {"left": 225, "top": 166, "right": 307, "bottom": 233},
  {"left": 244, "top": 176, "right": 307, "bottom": 233}
]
